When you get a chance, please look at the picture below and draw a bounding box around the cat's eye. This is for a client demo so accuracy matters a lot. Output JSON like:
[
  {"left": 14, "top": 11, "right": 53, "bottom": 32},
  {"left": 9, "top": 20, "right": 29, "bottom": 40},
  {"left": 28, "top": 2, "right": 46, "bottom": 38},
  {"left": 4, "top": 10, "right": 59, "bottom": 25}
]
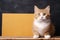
[{"left": 43, "top": 13, "right": 46, "bottom": 15}]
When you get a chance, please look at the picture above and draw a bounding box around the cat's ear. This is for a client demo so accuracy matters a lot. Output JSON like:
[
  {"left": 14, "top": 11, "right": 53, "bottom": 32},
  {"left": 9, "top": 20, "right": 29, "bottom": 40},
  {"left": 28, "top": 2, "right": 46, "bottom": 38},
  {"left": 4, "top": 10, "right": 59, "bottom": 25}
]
[
  {"left": 45, "top": 6, "right": 50, "bottom": 11},
  {"left": 34, "top": 5, "right": 40, "bottom": 14},
  {"left": 45, "top": 6, "right": 50, "bottom": 14}
]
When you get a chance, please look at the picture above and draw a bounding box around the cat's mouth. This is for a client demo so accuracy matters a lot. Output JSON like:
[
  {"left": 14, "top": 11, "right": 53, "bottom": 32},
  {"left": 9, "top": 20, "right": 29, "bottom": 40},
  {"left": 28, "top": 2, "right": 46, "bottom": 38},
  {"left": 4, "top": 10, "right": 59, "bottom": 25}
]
[
  {"left": 40, "top": 18, "right": 46, "bottom": 20},
  {"left": 38, "top": 19, "right": 46, "bottom": 22}
]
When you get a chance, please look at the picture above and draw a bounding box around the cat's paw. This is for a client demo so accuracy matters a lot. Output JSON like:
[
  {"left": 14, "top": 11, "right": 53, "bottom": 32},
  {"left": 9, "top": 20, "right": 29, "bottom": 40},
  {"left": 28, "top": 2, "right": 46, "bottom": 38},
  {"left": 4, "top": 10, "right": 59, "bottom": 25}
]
[
  {"left": 33, "top": 35, "right": 39, "bottom": 38},
  {"left": 44, "top": 35, "right": 51, "bottom": 39}
]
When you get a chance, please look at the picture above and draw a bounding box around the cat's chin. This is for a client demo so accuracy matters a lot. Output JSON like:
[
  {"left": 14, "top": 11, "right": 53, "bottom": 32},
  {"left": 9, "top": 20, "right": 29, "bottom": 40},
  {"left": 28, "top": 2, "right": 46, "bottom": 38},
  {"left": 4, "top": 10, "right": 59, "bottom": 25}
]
[{"left": 38, "top": 19, "right": 46, "bottom": 22}]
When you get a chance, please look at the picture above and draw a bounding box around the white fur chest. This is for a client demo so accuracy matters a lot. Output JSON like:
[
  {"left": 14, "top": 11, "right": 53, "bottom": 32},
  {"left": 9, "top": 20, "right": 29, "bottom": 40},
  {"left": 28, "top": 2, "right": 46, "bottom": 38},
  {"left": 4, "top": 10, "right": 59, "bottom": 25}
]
[{"left": 33, "top": 19, "right": 50, "bottom": 36}]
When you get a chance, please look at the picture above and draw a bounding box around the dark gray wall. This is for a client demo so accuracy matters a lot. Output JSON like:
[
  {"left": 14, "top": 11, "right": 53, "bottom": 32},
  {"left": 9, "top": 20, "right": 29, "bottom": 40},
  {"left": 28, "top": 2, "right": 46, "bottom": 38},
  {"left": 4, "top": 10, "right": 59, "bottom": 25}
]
[
  {"left": 50, "top": 0, "right": 60, "bottom": 36},
  {"left": 2, "top": 0, "right": 34, "bottom": 13}
]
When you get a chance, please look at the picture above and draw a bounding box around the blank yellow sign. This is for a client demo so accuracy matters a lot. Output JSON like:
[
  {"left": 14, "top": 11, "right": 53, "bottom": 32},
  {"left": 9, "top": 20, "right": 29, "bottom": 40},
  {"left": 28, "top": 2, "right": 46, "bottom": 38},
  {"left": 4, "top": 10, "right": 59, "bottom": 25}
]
[{"left": 2, "top": 13, "right": 34, "bottom": 37}]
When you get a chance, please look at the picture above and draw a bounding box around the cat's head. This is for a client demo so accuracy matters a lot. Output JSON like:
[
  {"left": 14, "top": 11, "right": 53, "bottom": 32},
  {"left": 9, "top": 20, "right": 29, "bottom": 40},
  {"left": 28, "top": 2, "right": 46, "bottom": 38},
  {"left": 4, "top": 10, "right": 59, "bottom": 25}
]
[{"left": 34, "top": 6, "right": 50, "bottom": 21}]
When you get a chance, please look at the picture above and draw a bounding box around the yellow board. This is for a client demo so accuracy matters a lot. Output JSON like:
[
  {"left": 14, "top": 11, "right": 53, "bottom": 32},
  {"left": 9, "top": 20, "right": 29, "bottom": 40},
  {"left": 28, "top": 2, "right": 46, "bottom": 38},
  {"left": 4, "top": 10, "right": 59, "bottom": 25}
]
[{"left": 2, "top": 13, "right": 34, "bottom": 37}]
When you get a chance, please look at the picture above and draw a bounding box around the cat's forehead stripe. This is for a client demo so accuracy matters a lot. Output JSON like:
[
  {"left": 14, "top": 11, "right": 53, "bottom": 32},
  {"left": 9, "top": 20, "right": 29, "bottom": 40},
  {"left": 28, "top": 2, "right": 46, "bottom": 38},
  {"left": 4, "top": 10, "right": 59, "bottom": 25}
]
[{"left": 40, "top": 12, "right": 43, "bottom": 14}]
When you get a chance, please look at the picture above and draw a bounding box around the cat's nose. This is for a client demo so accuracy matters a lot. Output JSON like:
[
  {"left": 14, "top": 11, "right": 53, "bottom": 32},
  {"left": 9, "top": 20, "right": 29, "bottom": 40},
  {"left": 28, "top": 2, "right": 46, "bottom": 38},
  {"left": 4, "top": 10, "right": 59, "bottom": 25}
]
[{"left": 41, "top": 17, "right": 43, "bottom": 19}]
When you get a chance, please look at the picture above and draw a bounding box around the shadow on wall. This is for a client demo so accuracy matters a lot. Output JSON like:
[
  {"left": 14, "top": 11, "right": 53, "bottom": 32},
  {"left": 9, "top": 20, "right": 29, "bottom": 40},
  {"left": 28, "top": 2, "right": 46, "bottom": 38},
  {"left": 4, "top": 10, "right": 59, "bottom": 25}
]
[{"left": 0, "top": 13, "right": 2, "bottom": 36}]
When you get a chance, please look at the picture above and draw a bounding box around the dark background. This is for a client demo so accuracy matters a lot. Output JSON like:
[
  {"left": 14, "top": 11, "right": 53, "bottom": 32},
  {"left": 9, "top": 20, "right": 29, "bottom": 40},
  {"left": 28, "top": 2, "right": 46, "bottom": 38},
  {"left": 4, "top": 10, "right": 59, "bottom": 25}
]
[
  {"left": 0, "top": 0, "right": 60, "bottom": 36},
  {"left": 2, "top": 0, "right": 34, "bottom": 13}
]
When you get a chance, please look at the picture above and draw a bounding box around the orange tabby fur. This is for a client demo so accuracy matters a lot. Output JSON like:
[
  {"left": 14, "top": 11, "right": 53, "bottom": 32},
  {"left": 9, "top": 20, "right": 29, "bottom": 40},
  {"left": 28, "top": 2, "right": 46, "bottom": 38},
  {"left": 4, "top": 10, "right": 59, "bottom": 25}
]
[{"left": 33, "top": 5, "right": 55, "bottom": 39}]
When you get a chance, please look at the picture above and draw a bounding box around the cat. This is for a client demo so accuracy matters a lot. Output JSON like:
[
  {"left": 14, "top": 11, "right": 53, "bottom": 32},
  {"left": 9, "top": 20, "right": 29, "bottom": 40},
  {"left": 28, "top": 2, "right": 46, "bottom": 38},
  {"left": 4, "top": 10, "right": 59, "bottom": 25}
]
[{"left": 32, "top": 5, "right": 55, "bottom": 39}]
